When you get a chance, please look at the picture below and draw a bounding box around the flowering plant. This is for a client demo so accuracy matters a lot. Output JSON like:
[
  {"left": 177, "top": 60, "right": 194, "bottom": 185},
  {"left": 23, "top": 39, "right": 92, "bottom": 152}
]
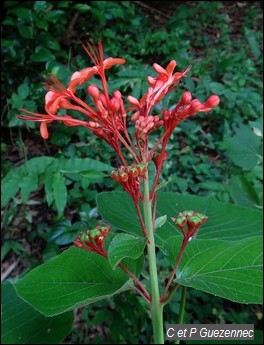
[{"left": 13, "top": 42, "right": 262, "bottom": 344}]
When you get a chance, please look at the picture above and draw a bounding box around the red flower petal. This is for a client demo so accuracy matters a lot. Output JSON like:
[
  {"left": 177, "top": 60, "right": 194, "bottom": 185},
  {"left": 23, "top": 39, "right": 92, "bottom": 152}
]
[{"left": 40, "top": 122, "right": 49, "bottom": 139}]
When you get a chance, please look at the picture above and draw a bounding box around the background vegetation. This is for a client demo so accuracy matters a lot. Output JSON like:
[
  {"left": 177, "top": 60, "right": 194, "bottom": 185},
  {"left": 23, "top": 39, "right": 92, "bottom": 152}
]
[{"left": 1, "top": 1, "right": 263, "bottom": 344}]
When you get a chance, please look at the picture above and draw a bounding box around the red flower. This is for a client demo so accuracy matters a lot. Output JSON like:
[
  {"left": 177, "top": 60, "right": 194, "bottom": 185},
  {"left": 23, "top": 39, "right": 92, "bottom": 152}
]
[
  {"left": 18, "top": 109, "right": 98, "bottom": 139},
  {"left": 146, "top": 61, "right": 192, "bottom": 109},
  {"left": 68, "top": 41, "right": 125, "bottom": 93}
]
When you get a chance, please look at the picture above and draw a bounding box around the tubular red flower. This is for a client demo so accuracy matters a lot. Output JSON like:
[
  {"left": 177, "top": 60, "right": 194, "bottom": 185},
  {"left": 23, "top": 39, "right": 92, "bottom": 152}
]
[
  {"left": 68, "top": 68, "right": 98, "bottom": 93},
  {"left": 103, "top": 57, "right": 126, "bottom": 70}
]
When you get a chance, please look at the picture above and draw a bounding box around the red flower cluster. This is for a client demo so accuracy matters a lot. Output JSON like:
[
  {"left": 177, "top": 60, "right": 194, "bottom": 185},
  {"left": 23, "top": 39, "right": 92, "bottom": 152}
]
[
  {"left": 18, "top": 42, "right": 132, "bottom": 165},
  {"left": 73, "top": 225, "right": 110, "bottom": 257},
  {"left": 18, "top": 42, "right": 220, "bottom": 192},
  {"left": 111, "top": 164, "right": 147, "bottom": 202},
  {"left": 162, "top": 92, "right": 220, "bottom": 132},
  {"left": 171, "top": 210, "right": 208, "bottom": 240}
]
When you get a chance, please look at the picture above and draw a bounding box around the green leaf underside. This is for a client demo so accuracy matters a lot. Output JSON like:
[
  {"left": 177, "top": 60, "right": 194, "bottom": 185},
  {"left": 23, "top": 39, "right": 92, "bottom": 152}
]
[
  {"left": 226, "top": 124, "right": 261, "bottom": 169},
  {"left": 97, "top": 192, "right": 262, "bottom": 303},
  {"left": 1, "top": 282, "right": 73, "bottom": 344},
  {"left": 14, "top": 246, "right": 131, "bottom": 317},
  {"left": 97, "top": 192, "right": 142, "bottom": 236},
  {"left": 164, "top": 236, "right": 263, "bottom": 304},
  {"left": 154, "top": 215, "right": 167, "bottom": 229},
  {"left": 108, "top": 234, "right": 147, "bottom": 269},
  {"left": 155, "top": 193, "right": 262, "bottom": 246},
  {"left": 96, "top": 192, "right": 262, "bottom": 247}
]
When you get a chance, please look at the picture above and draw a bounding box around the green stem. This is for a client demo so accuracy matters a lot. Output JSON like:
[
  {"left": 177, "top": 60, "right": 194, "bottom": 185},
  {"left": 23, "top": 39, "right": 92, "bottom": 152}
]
[
  {"left": 143, "top": 173, "right": 164, "bottom": 344},
  {"left": 175, "top": 286, "right": 187, "bottom": 345}
]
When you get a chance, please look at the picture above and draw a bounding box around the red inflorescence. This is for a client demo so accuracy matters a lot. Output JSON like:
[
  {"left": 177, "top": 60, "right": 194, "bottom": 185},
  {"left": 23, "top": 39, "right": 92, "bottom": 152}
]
[
  {"left": 73, "top": 225, "right": 110, "bottom": 257},
  {"left": 111, "top": 164, "right": 148, "bottom": 202}
]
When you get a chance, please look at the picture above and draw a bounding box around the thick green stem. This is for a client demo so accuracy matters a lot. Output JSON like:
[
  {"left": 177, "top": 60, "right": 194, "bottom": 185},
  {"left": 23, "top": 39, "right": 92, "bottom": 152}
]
[
  {"left": 143, "top": 173, "right": 164, "bottom": 344},
  {"left": 175, "top": 286, "right": 187, "bottom": 345}
]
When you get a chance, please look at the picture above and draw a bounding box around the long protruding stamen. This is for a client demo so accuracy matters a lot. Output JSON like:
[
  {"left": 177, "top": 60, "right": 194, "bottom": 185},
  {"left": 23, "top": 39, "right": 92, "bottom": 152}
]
[{"left": 82, "top": 40, "right": 100, "bottom": 66}]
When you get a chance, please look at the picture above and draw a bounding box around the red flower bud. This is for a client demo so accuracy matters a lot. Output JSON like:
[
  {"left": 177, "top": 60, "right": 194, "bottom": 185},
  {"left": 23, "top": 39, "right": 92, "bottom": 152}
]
[
  {"left": 171, "top": 215, "right": 187, "bottom": 227},
  {"left": 113, "top": 90, "right": 122, "bottom": 99},
  {"left": 162, "top": 109, "right": 170, "bottom": 121},
  {"left": 137, "top": 164, "right": 147, "bottom": 177},
  {"left": 119, "top": 172, "right": 129, "bottom": 182},
  {"left": 131, "top": 111, "right": 140, "bottom": 121},
  {"left": 111, "top": 170, "right": 119, "bottom": 181},
  {"left": 99, "top": 94, "right": 107, "bottom": 107},
  {"left": 181, "top": 91, "right": 192, "bottom": 105},
  {"left": 127, "top": 95, "right": 140, "bottom": 107},
  {"left": 189, "top": 99, "right": 203, "bottom": 113},
  {"left": 205, "top": 95, "right": 220, "bottom": 108},
  {"left": 87, "top": 84, "right": 100, "bottom": 99},
  {"left": 110, "top": 98, "right": 120, "bottom": 112},
  {"left": 153, "top": 151, "right": 168, "bottom": 169}
]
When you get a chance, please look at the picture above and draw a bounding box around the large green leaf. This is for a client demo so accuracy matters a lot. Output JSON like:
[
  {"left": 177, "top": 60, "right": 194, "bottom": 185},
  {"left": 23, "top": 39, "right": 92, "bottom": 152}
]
[
  {"left": 96, "top": 192, "right": 262, "bottom": 247},
  {"left": 14, "top": 246, "right": 131, "bottom": 316},
  {"left": 1, "top": 282, "right": 73, "bottom": 344},
  {"left": 155, "top": 193, "right": 262, "bottom": 246},
  {"left": 97, "top": 192, "right": 142, "bottom": 237},
  {"left": 163, "top": 236, "right": 263, "bottom": 304},
  {"left": 108, "top": 234, "right": 147, "bottom": 269},
  {"left": 229, "top": 175, "right": 260, "bottom": 208},
  {"left": 226, "top": 124, "right": 262, "bottom": 170}
]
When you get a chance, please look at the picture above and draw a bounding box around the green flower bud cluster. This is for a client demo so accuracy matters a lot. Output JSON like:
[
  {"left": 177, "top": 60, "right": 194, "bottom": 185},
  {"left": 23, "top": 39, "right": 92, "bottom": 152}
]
[
  {"left": 171, "top": 210, "right": 208, "bottom": 239},
  {"left": 73, "top": 225, "right": 110, "bottom": 256}
]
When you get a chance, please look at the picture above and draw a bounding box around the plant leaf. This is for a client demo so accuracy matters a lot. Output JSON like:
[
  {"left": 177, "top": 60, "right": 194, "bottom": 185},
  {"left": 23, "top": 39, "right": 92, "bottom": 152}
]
[
  {"left": 1, "top": 170, "right": 21, "bottom": 207},
  {"left": 52, "top": 172, "right": 67, "bottom": 216},
  {"left": 154, "top": 215, "right": 167, "bottom": 229},
  {"left": 154, "top": 193, "right": 263, "bottom": 246},
  {"left": 97, "top": 192, "right": 142, "bottom": 237},
  {"left": 14, "top": 246, "right": 131, "bottom": 316},
  {"left": 20, "top": 173, "right": 38, "bottom": 202},
  {"left": 108, "top": 234, "right": 147, "bottom": 269},
  {"left": 155, "top": 180, "right": 169, "bottom": 192},
  {"left": 96, "top": 192, "right": 262, "bottom": 248},
  {"left": 1, "top": 282, "right": 73, "bottom": 344},
  {"left": 245, "top": 27, "right": 261, "bottom": 60},
  {"left": 163, "top": 236, "right": 262, "bottom": 304},
  {"left": 226, "top": 124, "right": 262, "bottom": 170},
  {"left": 58, "top": 157, "right": 112, "bottom": 173}
]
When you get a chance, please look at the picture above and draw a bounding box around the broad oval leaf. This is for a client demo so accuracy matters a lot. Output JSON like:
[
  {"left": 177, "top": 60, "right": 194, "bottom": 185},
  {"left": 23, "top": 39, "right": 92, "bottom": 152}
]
[
  {"left": 155, "top": 193, "right": 262, "bottom": 246},
  {"left": 1, "top": 282, "right": 73, "bottom": 344},
  {"left": 108, "top": 234, "right": 147, "bottom": 269},
  {"left": 164, "top": 236, "right": 263, "bottom": 304},
  {"left": 14, "top": 246, "right": 131, "bottom": 316},
  {"left": 96, "top": 192, "right": 262, "bottom": 247},
  {"left": 97, "top": 192, "right": 142, "bottom": 237}
]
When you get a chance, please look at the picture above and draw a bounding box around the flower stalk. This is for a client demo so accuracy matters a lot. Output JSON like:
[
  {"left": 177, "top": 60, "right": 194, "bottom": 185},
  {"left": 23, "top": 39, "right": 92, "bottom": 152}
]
[{"left": 143, "top": 171, "right": 164, "bottom": 344}]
